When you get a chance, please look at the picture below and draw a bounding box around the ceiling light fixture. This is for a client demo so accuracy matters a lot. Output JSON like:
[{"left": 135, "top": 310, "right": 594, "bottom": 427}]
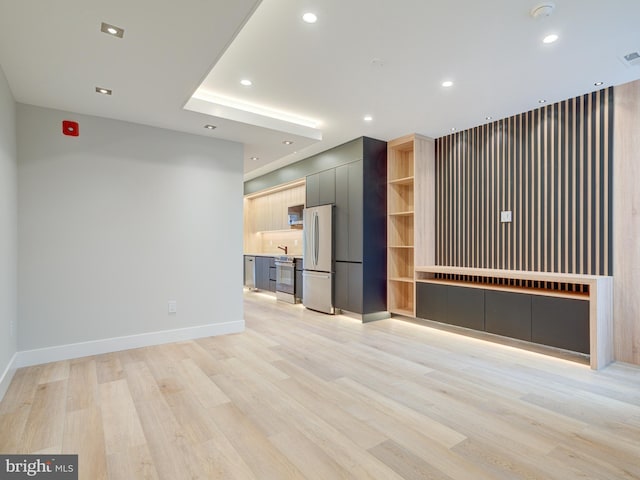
[
  {"left": 442, "top": 80, "right": 454, "bottom": 88},
  {"left": 250, "top": 157, "right": 259, "bottom": 161},
  {"left": 538, "top": 99, "right": 547, "bottom": 104},
  {"left": 451, "top": 127, "right": 456, "bottom": 132},
  {"left": 485, "top": 116, "right": 492, "bottom": 120},
  {"left": 302, "top": 12, "right": 317, "bottom": 23},
  {"left": 204, "top": 124, "right": 216, "bottom": 130},
  {"left": 283, "top": 140, "right": 293, "bottom": 145},
  {"left": 543, "top": 34, "right": 558, "bottom": 44},
  {"left": 240, "top": 79, "right": 252, "bottom": 86},
  {"left": 95, "top": 87, "right": 112, "bottom": 95},
  {"left": 100, "top": 22, "right": 124, "bottom": 38},
  {"left": 364, "top": 115, "right": 373, "bottom": 122},
  {"left": 594, "top": 81, "right": 604, "bottom": 86}
]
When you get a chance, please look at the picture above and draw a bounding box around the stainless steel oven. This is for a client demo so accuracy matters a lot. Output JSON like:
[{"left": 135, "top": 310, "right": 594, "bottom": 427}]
[{"left": 275, "top": 256, "right": 296, "bottom": 303}]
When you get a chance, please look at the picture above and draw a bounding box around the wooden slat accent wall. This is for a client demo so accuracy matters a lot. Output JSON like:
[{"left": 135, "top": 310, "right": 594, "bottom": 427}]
[{"left": 435, "top": 88, "right": 613, "bottom": 276}]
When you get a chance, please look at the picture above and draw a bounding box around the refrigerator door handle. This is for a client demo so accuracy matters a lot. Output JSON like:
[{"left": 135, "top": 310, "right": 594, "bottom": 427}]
[{"left": 314, "top": 211, "right": 319, "bottom": 266}]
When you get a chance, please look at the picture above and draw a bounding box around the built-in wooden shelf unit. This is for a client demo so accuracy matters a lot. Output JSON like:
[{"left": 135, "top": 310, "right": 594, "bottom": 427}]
[{"left": 387, "top": 135, "right": 417, "bottom": 316}]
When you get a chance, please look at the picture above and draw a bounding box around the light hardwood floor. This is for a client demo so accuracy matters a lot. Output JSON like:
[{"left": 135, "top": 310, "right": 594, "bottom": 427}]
[{"left": 2, "top": 291, "right": 640, "bottom": 479}]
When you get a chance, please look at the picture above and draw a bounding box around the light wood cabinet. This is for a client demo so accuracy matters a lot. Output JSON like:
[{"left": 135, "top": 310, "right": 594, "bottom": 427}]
[{"left": 387, "top": 134, "right": 434, "bottom": 316}]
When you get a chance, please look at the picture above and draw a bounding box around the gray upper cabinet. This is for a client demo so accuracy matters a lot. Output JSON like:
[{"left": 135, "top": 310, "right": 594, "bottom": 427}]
[{"left": 306, "top": 168, "right": 335, "bottom": 207}]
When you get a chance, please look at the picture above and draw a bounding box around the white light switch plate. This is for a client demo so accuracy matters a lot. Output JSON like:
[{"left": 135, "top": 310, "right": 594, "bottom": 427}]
[
  {"left": 500, "top": 210, "right": 512, "bottom": 223},
  {"left": 168, "top": 300, "right": 177, "bottom": 314}
]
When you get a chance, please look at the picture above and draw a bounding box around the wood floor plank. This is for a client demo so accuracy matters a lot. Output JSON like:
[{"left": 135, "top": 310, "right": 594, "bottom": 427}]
[
  {"left": 209, "top": 402, "right": 305, "bottom": 480},
  {"left": 19, "top": 380, "right": 67, "bottom": 452},
  {"left": 38, "top": 360, "right": 70, "bottom": 385},
  {"left": 269, "top": 427, "right": 355, "bottom": 479},
  {"left": 95, "top": 353, "right": 125, "bottom": 384},
  {"left": 0, "top": 365, "right": 43, "bottom": 415},
  {"left": 66, "top": 358, "right": 98, "bottom": 412},
  {"left": 106, "top": 445, "right": 160, "bottom": 480},
  {"left": 368, "top": 439, "right": 455, "bottom": 480},
  {"left": 62, "top": 406, "right": 108, "bottom": 480},
  {"left": 99, "top": 379, "right": 147, "bottom": 455}
]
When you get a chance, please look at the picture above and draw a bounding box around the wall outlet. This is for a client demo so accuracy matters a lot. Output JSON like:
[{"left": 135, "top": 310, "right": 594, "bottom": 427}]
[
  {"left": 500, "top": 210, "right": 512, "bottom": 223},
  {"left": 168, "top": 300, "right": 177, "bottom": 314}
]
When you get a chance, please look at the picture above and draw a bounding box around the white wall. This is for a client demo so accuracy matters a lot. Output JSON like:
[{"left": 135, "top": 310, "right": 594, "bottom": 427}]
[
  {"left": 0, "top": 65, "right": 17, "bottom": 391},
  {"left": 17, "top": 104, "right": 244, "bottom": 355}
]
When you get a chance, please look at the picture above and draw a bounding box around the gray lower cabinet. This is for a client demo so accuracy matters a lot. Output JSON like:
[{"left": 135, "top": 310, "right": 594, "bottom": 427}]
[
  {"left": 306, "top": 168, "right": 335, "bottom": 207},
  {"left": 447, "top": 285, "right": 485, "bottom": 330},
  {"left": 416, "top": 282, "right": 590, "bottom": 354},
  {"left": 532, "top": 296, "right": 589, "bottom": 354},
  {"left": 416, "top": 282, "right": 448, "bottom": 323},
  {"left": 485, "top": 290, "right": 532, "bottom": 341},
  {"left": 334, "top": 261, "right": 363, "bottom": 313},
  {"left": 254, "top": 256, "right": 275, "bottom": 292},
  {"left": 416, "top": 283, "right": 483, "bottom": 330}
]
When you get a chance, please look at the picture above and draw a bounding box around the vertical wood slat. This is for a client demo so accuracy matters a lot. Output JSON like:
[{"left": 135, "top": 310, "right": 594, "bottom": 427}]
[{"left": 434, "top": 88, "right": 612, "bottom": 276}]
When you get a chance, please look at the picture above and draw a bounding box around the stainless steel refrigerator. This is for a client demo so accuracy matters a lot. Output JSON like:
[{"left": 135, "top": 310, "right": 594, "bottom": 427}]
[{"left": 303, "top": 204, "right": 334, "bottom": 314}]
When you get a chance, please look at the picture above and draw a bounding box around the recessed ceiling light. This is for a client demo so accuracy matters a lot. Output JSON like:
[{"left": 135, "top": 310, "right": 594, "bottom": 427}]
[
  {"left": 451, "top": 127, "right": 456, "bottom": 132},
  {"left": 442, "top": 80, "right": 454, "bottom": 88},
  {"left": 594, "top": 81, "right": 604, "bottom": 86},
  {"left": 538, "top": 99, "right": 547, "bottom": 104},
  {"left": 240, "top": 79, "right": 252, "bottom": 87},
  {"left": 100, "top": 22, "right": 124, "bottom": 38},
  {"left": 283, "top": 140, "right": 293, "bottom": 145},
  {"left": 543, "top": 34, "right": 559, "bottom": 44},
  {"left": 364, "top": 115, "right": 373, "bottom": 122},
  {"left": 485, "top": 116, "right": 492, "bottom": 120},
  {"left": 95, "top": 87, "right": 112, "bottom": 95},
  {"left": 302, "top": 12, "right": 317, "bottom": 23},
  {"left": 204, "top": 124, "right": 216, "bottom": 130},
  {"left": 250, "top": 156, "right": 259, "bottom": 161}
]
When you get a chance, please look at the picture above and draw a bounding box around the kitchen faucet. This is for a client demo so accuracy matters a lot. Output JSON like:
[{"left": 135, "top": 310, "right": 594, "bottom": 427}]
[{"left": 277, "top": 245, "right": 288, "bottom": 254}]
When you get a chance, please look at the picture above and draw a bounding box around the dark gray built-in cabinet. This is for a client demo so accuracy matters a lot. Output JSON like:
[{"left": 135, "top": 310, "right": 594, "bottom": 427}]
[
  {"left": 416, "top": 282, "right": 590, "bottom": 354},
  {"left": 305, "top": 137, "right": 388, "bottom": 321}
]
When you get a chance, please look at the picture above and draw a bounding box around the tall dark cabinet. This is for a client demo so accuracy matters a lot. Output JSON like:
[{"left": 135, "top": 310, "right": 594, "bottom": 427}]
[{"left": 305, "top": 137, "right": 388, "bottom": 322}]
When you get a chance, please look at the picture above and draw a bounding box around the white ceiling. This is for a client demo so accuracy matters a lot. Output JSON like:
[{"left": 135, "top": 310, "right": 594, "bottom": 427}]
[{"left": 2, "top": 0, "right": 639, "bottom": 182}]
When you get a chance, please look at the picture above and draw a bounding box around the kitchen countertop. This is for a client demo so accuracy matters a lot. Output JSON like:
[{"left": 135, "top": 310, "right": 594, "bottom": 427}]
[{"left": 244, "top": 253, "right": 303, "bottom": 259}]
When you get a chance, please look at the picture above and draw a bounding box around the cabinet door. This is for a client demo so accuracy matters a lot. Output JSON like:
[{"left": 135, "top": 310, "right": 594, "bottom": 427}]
[
  {"left": 335, "top": 165, "right": 349, "bottom": 261},
  {"left": 347, "top": 262, "right": 363, "bottom": 313},
  {"left": 446, "top": 285, "right": 484, "bottom": 330},
  {"left": 255, "top": 257, "right": 270, "bottom": 290},
  {"left": 334, "top": 261, "right": 363, "bottom": 313},
  {"left": 306, "top": 173, "right": 320, "bottom": 207},
  {"left": 485, "top": 290, "right": 532, "bottom": 341},
  {"left": 295, "top": 270, "right": 303, "bottom": 300},
  {"left": 318, "top": 168, "right": 336, "bottom": 205},
  {"left": 347, "top": 160, "right": 363, "bottom": 262},
  {"left": 334, "top": 161, "right": 363, "bottom": 263},
  {"left": 334, "top": 261, "right": 348, "bottom": 311},
  {"left": 532, "top": 296, "right": 589, "bottom": 354},
  {"left": 416, "top": 282, "right": 448, "bottom": 323}
]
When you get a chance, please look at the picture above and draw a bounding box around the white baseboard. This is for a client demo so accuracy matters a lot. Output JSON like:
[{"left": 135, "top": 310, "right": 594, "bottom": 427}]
[
  {"left": 0, "top": 352, "right": 18, "bottom": 403},
  {"left": 13, "top": 320, "right": 245, "bottom": 369}
]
